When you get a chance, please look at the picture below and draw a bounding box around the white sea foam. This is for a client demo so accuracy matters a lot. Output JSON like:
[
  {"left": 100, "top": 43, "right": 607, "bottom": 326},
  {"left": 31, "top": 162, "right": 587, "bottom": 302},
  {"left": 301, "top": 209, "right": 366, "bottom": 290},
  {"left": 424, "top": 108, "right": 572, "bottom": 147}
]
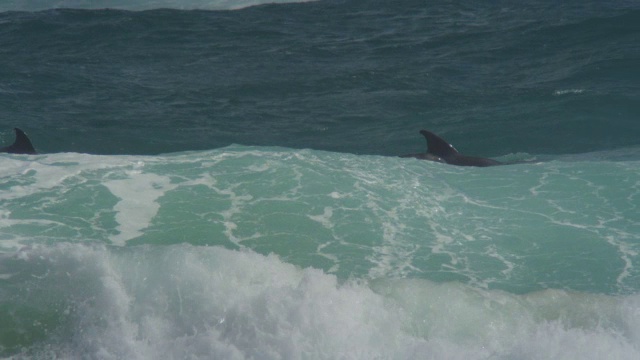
[
  {"left": 553, "top": 89, "right": 586, "bottom": 95},
  {"left": 3, "top": 243, "right": 639, "bottom": 360},
  {"left": 104, "top": 172, "right": 177, "bottom": 245}
]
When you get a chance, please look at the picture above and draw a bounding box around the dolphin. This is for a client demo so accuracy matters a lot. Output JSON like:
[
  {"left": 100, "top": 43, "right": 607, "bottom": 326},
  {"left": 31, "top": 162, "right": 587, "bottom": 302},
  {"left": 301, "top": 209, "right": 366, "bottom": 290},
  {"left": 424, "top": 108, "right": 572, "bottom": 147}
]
[
  {"left": 401, "top": 129, "right": 501, "bottom": 167},
  {"left": 1, "top": 128, "right": 37, "bottom": 154}
]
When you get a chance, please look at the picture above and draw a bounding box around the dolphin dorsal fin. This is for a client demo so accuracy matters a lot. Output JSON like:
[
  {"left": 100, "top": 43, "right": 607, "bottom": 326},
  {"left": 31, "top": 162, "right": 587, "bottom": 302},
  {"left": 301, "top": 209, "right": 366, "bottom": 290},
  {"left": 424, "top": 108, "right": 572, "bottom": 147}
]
[
  {"left": 420, "top": 130, "right": 458, "bottom": 158},
  {"left": 3, "top": 128, "right": 37, "bottom": 154}
]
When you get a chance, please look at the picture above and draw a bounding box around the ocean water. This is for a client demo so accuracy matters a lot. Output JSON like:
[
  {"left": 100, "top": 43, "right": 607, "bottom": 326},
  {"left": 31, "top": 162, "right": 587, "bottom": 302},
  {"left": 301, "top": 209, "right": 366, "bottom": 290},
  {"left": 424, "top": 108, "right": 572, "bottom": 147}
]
[{"left": 1, "top": 0, "right": 639, "bottom": 359}]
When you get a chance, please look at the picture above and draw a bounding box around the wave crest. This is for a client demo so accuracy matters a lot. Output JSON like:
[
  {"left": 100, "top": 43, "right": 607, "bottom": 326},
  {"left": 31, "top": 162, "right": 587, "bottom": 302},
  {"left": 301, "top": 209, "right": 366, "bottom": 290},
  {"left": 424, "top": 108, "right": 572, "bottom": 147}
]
[{"left": 0, "top": 0, "right": 314, "bottom": 12}]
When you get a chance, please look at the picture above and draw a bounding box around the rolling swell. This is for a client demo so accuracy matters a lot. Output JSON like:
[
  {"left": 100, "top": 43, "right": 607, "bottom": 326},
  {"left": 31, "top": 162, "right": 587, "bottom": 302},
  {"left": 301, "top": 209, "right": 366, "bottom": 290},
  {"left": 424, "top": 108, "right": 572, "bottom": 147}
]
[
  {"left": 0, "top": 1, "right": 638, "bottom": 156},
  {"left": 1, "top": 148, "right": 638, "bottom": 294}
]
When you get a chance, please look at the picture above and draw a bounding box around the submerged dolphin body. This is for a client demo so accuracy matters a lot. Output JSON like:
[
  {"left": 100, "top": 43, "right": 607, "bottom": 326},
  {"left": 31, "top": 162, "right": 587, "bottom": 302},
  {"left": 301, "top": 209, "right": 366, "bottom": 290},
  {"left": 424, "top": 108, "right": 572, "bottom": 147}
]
[
  {"left": 1, "top": 128, "right": 37, "bottom": 154},
  {"left": 401, "top": 129, "right": 501, "bottom": 167}
]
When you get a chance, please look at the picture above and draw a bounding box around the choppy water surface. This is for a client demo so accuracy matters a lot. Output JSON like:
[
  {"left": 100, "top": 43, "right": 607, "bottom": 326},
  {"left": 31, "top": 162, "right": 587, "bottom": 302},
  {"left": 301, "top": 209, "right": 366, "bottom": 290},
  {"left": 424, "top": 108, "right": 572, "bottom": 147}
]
[{"left": 1, "top": 0, "right": 639, "bottom": 358}]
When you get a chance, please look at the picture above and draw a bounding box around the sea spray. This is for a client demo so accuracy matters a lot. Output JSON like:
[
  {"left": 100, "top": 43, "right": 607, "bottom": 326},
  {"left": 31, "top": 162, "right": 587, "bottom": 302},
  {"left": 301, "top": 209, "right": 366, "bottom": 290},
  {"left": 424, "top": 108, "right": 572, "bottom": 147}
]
[{"left": 2, "top": 243, "right": 639, "bottom": 359}]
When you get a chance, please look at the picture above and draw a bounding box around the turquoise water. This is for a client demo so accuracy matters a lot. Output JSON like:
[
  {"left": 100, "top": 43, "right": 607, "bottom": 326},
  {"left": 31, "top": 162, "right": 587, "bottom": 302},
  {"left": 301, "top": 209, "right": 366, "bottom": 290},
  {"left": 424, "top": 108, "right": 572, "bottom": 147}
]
[{"left": 1, "top": 0, "right": 639, "bottom": 358}]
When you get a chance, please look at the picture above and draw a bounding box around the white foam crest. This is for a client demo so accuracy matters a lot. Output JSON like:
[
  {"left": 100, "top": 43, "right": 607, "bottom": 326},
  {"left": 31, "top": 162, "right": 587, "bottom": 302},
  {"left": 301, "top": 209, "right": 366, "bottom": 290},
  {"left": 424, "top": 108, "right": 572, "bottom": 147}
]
[
  {"left": 5, "top": 244, "right": 640, "bottom": 360},
  {"left": 8, "top": 244, "right": 422, "bottom": 359},
  {"left": 0, "top": 0, "right": 315, "bottom": 12},
  {"left": 375, "top": 279, "right": 640, "bottom": 360},
  {"left": 553, "top": 89, "right": 586, "bottom": 95}
]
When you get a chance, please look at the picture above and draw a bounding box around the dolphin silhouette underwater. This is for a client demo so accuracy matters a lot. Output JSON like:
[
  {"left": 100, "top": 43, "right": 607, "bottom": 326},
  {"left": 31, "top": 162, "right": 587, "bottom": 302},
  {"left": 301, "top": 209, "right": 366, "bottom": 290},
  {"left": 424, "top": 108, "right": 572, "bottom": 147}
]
[
  {"left": 401, "top": 129, "right": 502, "bottom": 167},
  {"left": 1, "top": 128, "right": 37, "bottom": 155}
]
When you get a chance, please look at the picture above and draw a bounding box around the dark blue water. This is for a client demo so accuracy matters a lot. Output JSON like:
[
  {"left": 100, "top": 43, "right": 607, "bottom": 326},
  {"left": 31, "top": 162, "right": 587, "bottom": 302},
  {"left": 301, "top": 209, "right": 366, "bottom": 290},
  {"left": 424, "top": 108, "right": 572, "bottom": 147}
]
[
  {"left": 1, "top": 1, "right": 639, "bottom": 359},
  {"left": 1, "top": 0, "right": 638, "bottom": 156}
]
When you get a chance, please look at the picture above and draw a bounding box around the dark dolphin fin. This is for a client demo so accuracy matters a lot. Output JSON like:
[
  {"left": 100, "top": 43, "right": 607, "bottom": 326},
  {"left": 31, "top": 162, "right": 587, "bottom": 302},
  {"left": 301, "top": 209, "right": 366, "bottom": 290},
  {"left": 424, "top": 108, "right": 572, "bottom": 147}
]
[
  {"left": 1, "top": 128, "right": 37, "bottom": 154},
  {"left": 420, "top": 130, "right": 458, "bottom": 158}
]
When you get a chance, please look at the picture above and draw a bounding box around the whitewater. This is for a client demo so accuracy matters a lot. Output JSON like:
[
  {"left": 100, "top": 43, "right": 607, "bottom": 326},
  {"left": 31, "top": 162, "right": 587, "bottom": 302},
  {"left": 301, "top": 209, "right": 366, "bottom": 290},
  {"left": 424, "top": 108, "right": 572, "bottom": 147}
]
[{"left": 1, "top": 146, "right": 639, "bottom": 359}]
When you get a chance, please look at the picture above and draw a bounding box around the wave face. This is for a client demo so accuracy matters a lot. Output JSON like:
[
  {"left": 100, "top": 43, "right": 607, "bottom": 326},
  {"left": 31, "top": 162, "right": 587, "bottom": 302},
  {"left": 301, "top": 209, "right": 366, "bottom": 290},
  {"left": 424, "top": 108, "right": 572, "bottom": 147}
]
[
  {"left": 1, "top": 0, "right": 640, "bottom": 358},
  {"left": 1, "top": 148, "right": 639, "bottom": 358}
]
